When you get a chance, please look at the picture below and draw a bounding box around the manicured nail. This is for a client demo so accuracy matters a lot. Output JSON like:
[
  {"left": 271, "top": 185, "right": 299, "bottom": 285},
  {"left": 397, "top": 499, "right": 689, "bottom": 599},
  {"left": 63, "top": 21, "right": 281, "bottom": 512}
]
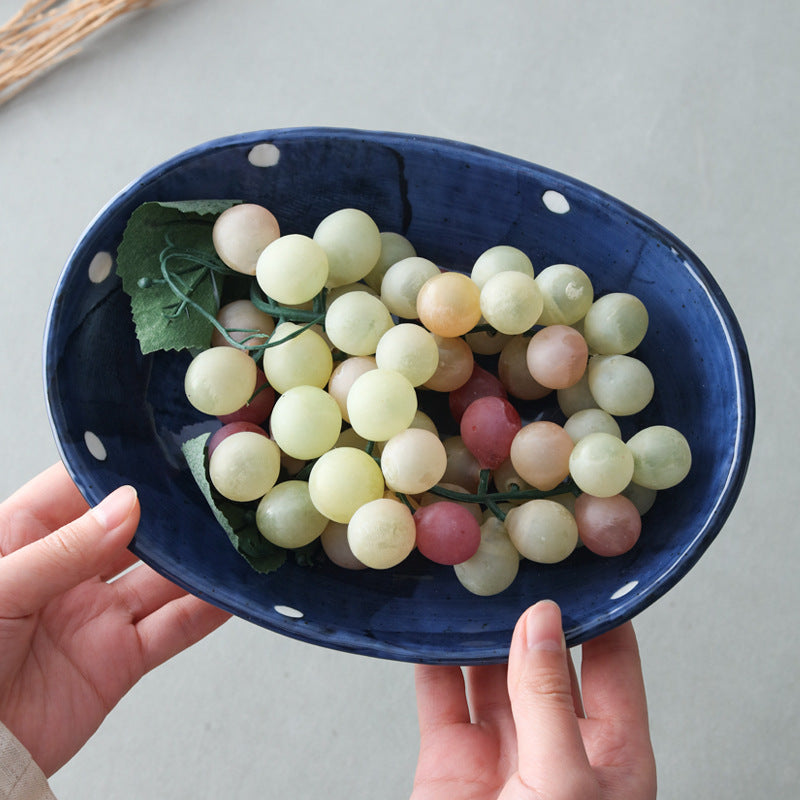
[
  {"left": 92, "top": 485, "right": 137, "bottom": 531},
  {"left": 525, "top": 600, "right": 566, "bottom": 652}
]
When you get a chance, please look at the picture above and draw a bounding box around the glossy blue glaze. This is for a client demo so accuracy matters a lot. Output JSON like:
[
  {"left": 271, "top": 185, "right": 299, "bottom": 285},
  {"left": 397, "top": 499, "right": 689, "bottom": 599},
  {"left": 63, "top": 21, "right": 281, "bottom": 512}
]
[{"left": 43, "top": 128, "right": 755, "bottom": 664}]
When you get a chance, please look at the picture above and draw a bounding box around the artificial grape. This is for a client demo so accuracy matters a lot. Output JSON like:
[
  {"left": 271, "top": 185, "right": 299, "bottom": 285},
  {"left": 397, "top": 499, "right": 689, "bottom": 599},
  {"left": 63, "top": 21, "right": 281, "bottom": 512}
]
[
  {"left": 423, "top": 335, "right": 474, "bottom": 391},
  {"left": 563, "top": 407, "right": 622, "bottom": 443},
  {"left": 573, "top": 493, "right": 642, "bottom": 557},
  {"left": 583, "top": 292, "right": 649, "bottom": 355},
  {"left": 587, "top": 354, "right": 654, "bottom": 416},
  {"left": 416, "top": 272, "right": 482, "bottom": 337},
  {"left": 346, "top": 497, "right": 416, "bottom": 569},
  {"left": 556, "top": 372, "right": 598, "bottom": 417},
  {"left": 526, "top": 324, "right": 589, "bottom": 390},
  {"left": 207, "top": 421, "right": 267, "bottom": 458},
  {"left": 509, "top": 420, "right": 574, "bottom": 491},
  {"left": 464, "top": 326, "right": 511, "bottom": 355},
  {"left": 211, "top": 299, "right": 275, "bottom": 348},
  {"left": 449, "top": 363, "right": 508, "bottom": 424},
  {"left": 308, "top": 447, "right": 385, "bottom": 523},
  {"left": 380, "top": 428, "right": 447, "bottom": 494},
  {"left": 441, "top": 436, "right": 482, "bottom": 493},
  {"left": 269, "top": 385, "right": 342, "bottom": 460},
  {"left": 380, "top": 256, "right": 441, "bottom": 319},
  {"left": 325, "top": 291, "right": 394, "bottom": 356},
  {"left": 184, "top": 346, "right": 258, "bottom": 417},
  {"left": 414, "top": 502, "right": 481, "bottom": 565},
  {"left": 505, "top": 499, "right": 579, "bottom": 563},
  {"left": 418, "top": 483, "right": 482, "bottom": 523},
  {"left": 327, "top": 356, "right": 377, "bottom": 422},
  {"left": 492, "top": 457, "right": 532, "bottom": 494},
  {"left": 626, "top": 425, "right": 692, "bottom": 490},
  {"left": 313, "top": 208, "right": 382, "bottom": 288},
  {"left": 256, "top": 480, "right": 329, "bottom": 548},
  {"left": 217, "top": 369, "right": 275, "bottom": 426},
  {"left": 408, "top": 409, "right": 439, "bottom": 438},
  {"left": 212, "top": 203, "right": 280, "bottom": 276},
  {"left": 479, "top": 271, "right": 543, "bottom": 335},
  {"left": 568, "top": 432, "right": 634, "bottom": 497},
  {"left": 346, "top": 368, "right": 418, "bottom": 442},
  {"left": 335, "top": 426, "right": 370, "bottom": 450},
  {"left": 325, "top": 281, "right": 379, "bottom": 307},
  {"left": 374, "top": 323, "right": 440, "bottom": 387},
  {"left": 460, "top": 396, "right": 522, "bottom": 470},
  {"left": 262, "top": 322, "right": 333, "bottom": 394},
  {"left": 497, "top": 336, "right": 552, "bottom": 401},
  {"left": 453, "top": 516, "right": 520, "bottom": 596},
  {"left": 621, "top": 481, "right": 658, "bottom": 515},
  {"left": 255, "top": 233, "right": 329, "bottom": 304},
  {"left": 208, "top": 431, "right": 281, "bottom": 502},
  {"left": 470, "top": 245, "right": 534, "bottom": 289},
  {"left": 363, "top": 231, "right": 418, "bottom": 292},
  {"left": 320, "top": 520, "right": 367, "bottom": 570},
  {"left": 535, "top": 263, "right": 594, "bottom": 326}
]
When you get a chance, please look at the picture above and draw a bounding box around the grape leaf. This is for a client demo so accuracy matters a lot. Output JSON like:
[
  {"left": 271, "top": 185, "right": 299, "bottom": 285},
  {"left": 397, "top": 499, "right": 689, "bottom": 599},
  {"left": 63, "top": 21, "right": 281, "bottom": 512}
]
[
  {"left": 116, "top": 200, "right": 240, "bottom": 354},
  {"left": 181, "top": 433, "right": 287, "bottom": 574}
]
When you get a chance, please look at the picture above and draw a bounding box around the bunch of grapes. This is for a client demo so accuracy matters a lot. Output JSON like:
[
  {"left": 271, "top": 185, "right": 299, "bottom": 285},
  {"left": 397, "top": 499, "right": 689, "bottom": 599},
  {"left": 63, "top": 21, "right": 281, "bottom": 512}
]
[{"left": 182, "top": 202, "right": 692, "bottom": 596}]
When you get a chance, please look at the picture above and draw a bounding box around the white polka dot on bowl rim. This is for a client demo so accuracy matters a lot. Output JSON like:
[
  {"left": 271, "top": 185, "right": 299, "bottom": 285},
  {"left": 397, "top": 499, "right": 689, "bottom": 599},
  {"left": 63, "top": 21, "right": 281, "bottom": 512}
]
[
  {"left": 610, "top": 580, "right": 639, "bottom": 600},
  {"left": 274, "top": 604, "right": 304, "bottom": 619},
  {"left": 542, "top": 189, "right": 570, "bottom": 214},
  {"left": 88, "top": 251, "right": 113, "bottom": 283},
  {"left": 248, "top": 143, "right": 281, "bottom": 167},
  {"left": 84, "top": 431, "right": 107, "bottom": 461}
]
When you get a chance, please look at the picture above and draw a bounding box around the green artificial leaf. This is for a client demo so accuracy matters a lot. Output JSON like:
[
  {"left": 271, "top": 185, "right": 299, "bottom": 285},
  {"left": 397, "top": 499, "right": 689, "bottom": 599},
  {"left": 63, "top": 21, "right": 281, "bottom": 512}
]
[
  {"left": 116, "top": 200, "right": 240, "bottom": 354},
  {"left": 181, "top": 433, "right": 287, "bottom": 575}
]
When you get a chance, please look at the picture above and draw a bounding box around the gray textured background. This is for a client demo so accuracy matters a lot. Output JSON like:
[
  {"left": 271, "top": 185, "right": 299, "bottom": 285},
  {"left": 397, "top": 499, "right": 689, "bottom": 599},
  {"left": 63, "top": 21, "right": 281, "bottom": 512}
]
[{"left": 0, "top": 1, "right": 796, "bottom": 797}]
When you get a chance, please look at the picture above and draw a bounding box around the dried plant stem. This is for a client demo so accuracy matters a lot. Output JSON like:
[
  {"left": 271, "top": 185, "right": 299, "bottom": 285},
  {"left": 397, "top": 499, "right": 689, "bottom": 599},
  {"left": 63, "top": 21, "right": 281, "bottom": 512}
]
[{"left": 0, "top": 0, "right": 157, "bottom": 106}]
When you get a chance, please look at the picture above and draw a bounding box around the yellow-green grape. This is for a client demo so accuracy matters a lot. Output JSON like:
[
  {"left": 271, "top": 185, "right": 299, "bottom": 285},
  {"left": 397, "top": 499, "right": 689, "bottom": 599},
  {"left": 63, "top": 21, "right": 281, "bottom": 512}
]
[
  {"left": 346, "top": 498, "right": 416, "bottom": 569},
  {"left": 626, "top": 425, "right": 692, "bottom": 490},
  {"left": 535, "top": 263, "right": 594, "bottom": 326},
  {"left": 184, "top": 346, "right": 257, "bottom": 416},
  {"left": 568, "top": 432, "right": 634, "bottom": 497},
  {"left": 492, "top": 457, "right": 532, "bottom": 494},
  {"left": 556, "top": 372, "right": 598, "bottom": 417},
  {"left": 374, "top": 323, "right": 439, "bottom": 386},
  {"left": 505, "top": 499, "right": 578, "bottom": 563},
  {"left": 363, "top": 231, "right": 418, "bottom": 292},
  {"left": 255, "top": 480, "right": 329, "bottom": 548},
  {"left": 255, "top": 233, "right": 329, "bottom": 305},
  {"left": 327, "top": 356, "right": 377, "bottom": 422},
  {"left": 409, "top": 409, "right": 439, "bottom": 437},
  {"left": 416, "top": 272, "right": 482, "bottom": 337},
  {"left": 380, "top": 256, "right": 440, "bottom": 318},
  {"left": 320, "top": 521, "right": 367, "bottom": 570},
  {"left": 208, "top": 432, "right": 281, "bottom": 502},
  {"left": 587, "top": 354, "right": 654, "bottom": 416},
  {"left": 269, "top": 385, "right": 342, "bottom": 460},
  {"left": 380, "top": 428, "right": 447, "bottom": 494},
  {"left": 470, "top": 245, "right": 534, "bottom": 289},
  {"left": 621, "top": 481, "right": 658, "bottom": 515},
  {"left": 346, "top": 368, "right": 418, "bottom": 442},
  {"left": 479, "top": 271, "right": 544, "bottom": 335},
  {"left": 212, "top": 203, "right": 280, "bottom": 276},
  {"left": 262, "top": 322, "right": 333, "bottom": 393},
  {"left": 324, "top": 291, "right": 394, "bottom": 356},
  {"left": 211, "top": 299, "right": 275, "bottom": 348},
  {"left": 325, "top": 281, "right": 379, "bottom": 308},
  {"left": 563, "top": 408, "right": 622, "bottom": 443},
  {"left": 308, "top": 447, "right": 385, "bottom": 523},
  {"left": 583, "top": 292, "right": 649, "bottom": 355},
  {"left": 453, "top": 516, "right": 520, "bottom": 596},
  {"left": 335, "top": 426, "right": 370, "bottom": 450},
  {"left": 313, "top": 208, "right": 382, "bottom": 288},
  {"left": 465, "top": 326, "right": 511, "bottom": 355}
]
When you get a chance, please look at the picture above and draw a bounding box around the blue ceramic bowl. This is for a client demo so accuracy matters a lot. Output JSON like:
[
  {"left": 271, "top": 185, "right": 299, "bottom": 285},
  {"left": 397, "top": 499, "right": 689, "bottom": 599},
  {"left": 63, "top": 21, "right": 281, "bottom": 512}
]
[{"left": 44, "top": 128, "right": 755, "bottom": 664}]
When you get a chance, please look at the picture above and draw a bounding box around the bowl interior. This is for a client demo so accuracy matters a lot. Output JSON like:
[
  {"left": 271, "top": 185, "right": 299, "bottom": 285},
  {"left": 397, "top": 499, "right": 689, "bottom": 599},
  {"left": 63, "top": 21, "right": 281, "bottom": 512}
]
[{"left": 44, "top": 128, "right": 755, "bottom": 663}]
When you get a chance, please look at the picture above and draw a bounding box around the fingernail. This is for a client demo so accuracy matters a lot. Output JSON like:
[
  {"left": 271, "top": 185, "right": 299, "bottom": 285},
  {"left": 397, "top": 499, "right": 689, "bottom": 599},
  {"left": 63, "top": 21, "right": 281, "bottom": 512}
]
[
  {"left": 92, "top": 485, "right": 137, "bottom": 531},
  {"left": 525, "top": 600, "right": 566, "bottom": 652}
]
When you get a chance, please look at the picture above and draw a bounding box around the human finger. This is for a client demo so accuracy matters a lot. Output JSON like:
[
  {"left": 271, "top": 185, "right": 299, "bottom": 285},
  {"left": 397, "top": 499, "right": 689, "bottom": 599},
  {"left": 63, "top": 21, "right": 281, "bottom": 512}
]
[
  {"left": 100, "top": 548, "right": 140, "bottom": 582},
  {"left": 112, "top": 562, "right": 194, "bottom": 622},
  {"left": 464, "top": 663, "right": 513, "bottom": 731},
  {"left": 414, "top": 664, "right": 471, "bottom": 736},
  {"left": 0, "top": 485, "right": 139, "bottom": 617}
]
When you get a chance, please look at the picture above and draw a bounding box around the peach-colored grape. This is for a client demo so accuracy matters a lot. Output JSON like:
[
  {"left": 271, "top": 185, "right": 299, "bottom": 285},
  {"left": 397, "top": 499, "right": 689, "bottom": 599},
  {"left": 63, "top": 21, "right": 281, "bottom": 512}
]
[
  {"left": 211, "top": 299, "right": 275, "bottom": 348},
  {"left": 526, "top": 324, "right": 589, "bottom": 389},
  {"left": 498, "top": 335, "right": 552, "bottom": 400},
  {"left": 423, "top": 335, "right": 474, "bottom": 391},
  {"left": 509, "top": 421, "right": 574, "bottom": 491},
  {"left": 441, "top": 435, "right": 481, "bottom": 493},
  {"left": 416, "top": 272, "right": 482, "bottom": 337},
  {"left": 574, "top": 493, "right": 641, "bottom": 557},
  {"left": 327, "top": 356, "right": 377, "bottom": 421}
]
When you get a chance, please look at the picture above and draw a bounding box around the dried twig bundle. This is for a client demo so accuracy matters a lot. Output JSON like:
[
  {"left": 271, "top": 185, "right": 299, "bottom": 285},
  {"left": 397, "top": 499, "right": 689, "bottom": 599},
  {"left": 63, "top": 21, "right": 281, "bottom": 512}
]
[{"left": 0, "top": 0, "right": 157, "bottom": 107}]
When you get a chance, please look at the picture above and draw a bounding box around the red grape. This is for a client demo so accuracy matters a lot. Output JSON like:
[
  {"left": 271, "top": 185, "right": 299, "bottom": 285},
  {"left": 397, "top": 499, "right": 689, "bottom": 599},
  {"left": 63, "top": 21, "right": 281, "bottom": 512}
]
[
  {"left": 217, "top": 368, "right": 276, "bottom": 425},
  {"left": 414, "top": 501, "right": 481, "bottom": 565},
  {"left": 460, "top": 395, "right": 522, "bottom": 469},
  {"left": 448, "top": 363, "right": 508, "bottom": 423},
  {"left": 207, "top": 421, "right": 268, "bottom": 457},
  {"left": 573, "top": 493, "right": 641, "bottom": 557}
]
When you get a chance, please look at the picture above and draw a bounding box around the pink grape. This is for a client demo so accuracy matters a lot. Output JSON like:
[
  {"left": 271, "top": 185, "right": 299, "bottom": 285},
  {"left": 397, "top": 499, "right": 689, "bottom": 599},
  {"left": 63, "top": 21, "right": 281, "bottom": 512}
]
[
  {"left": 448, "top": 363, "right": 508, "bottom": 423},
  {"left": 207, "top": 421, "right": 268, "bottom": 457},
  {"left": 460, "top": 395, "right": 522, "bottom": 470},
  {"left": 573, "top": 493, "right": 642, "bottom": 557},
  {"left": 414, "top": 502, "right": 481, "bottom": 565},
  {"left": 217, "top": 368, "right": 276, "bottom": 425}
]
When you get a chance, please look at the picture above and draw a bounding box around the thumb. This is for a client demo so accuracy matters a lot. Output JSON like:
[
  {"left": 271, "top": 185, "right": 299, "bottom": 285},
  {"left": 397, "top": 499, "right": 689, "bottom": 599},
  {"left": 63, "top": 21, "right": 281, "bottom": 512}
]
[
  {"left": 507, "top": 600, "right": 594, "bottom": 793},
  {"left": 0, "top": 485, "right": 139, "bottom": 617}
]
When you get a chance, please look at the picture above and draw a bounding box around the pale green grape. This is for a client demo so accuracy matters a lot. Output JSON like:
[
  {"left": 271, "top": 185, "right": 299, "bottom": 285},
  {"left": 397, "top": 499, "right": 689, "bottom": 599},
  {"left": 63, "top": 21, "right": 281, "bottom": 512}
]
[
  {"left": 621, "top": 481, "right": 658, "bottom": 515},
  {"left": 583, "top": 293, "right": 649, "bottom": 355},
  {"left": 535, "top": 263, "right": 594, "bottom": 325},
  {"left": 374, "top": 323, "right": 439, "bottom": 386},
  {"left": 470, "top": 245, "right": 534, "bottom": 289},
  {"left": 212, "top": 203, "right": 280, "bottom": 276},
  {"left": 320, "top": 520, "right": 367, "bottom": 570},
  {"left": 453, "top": 516, "right": 520, "bottom": 596},
  {"left": 256, "top": 480, "right": 329, "bottom": 548},
  {"left": 464, "top": 326, "right": 511, "bottom": 355},
  {"left": 556, "top": 372, "right": 598, "bottom": 417},
  {"left": 626, "top": 425, "right": 692, "bottom": 489},
  {"left": 325, "top": 281, "right": 379, "bottom": 307},
  {"left": 380, "top": 256, "right": 440, "bottom": 318},
  {"left": 380, "top": 428, "right": 447, "bottom": 494},
  {"left": 208, "top": 431, "right": 281, "bottom": 502},
  {"left": 563, "top": 408, "right": 621, "bottom": 443},
  {"left": 269, "top": 385, "right": 342, "bottom": 460},
  {"left": 308, "top": 447, "right": 385, "bottom": 523},
  {"left": 184, "top": 346, "right": 257, "bottom": 416},
  {"left": 363, "top": 231, "right": 417, "bottom": 291},
  {"left": 325, "top": 291, "right": 394, "bottom": 356},
  {"left": 313, "top": 208, "right": 382, "bottom": 288},
  {"left": 587, "top": 354, "right": 654, "bottom": 416},
  {"left": 479, "top": 271, "right": 543, "bottom": 334},
  {"left": 262, "top": 322, "right": 333, "bottom": 393},
  {"left": 346, "top": 368, "right": 418, "bottom": 442},
  {"left": 346, "top": 498, "right": 416, "bottom": 569},
  {"left": 568, "top": 432, "right": 634, "bottom": 497},
  {"left": 255, "top": 233, "right": 329, "bottom": 304},
  {"left": 505, "top": 500, "right": 578, "bottom": 563}
]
